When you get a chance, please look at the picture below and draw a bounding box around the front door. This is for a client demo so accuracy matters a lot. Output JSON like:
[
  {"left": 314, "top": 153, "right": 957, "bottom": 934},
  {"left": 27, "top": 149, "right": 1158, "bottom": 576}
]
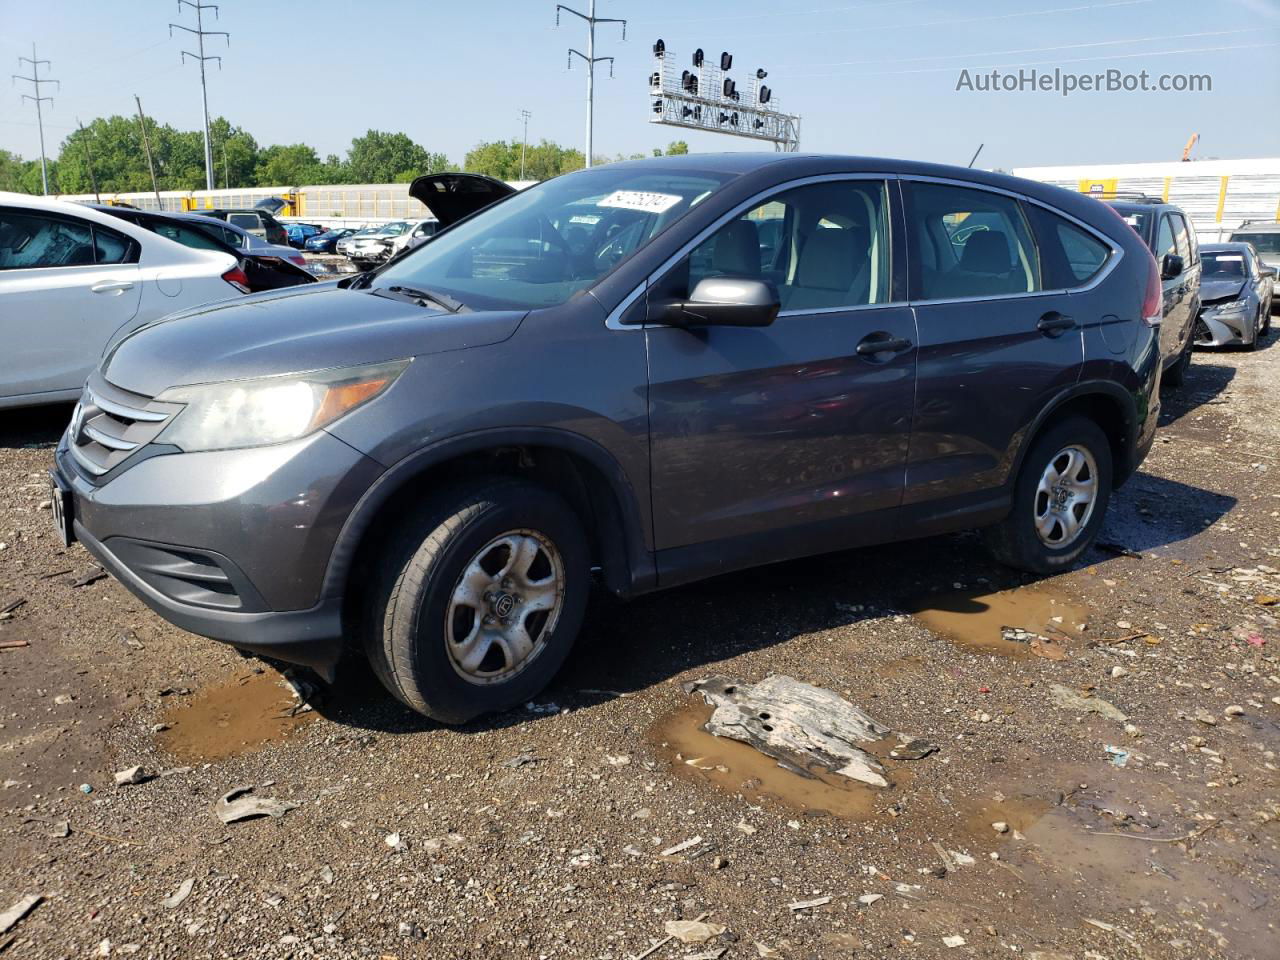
[
  {"left": 0, "top": 209, "right": 141, "bottom": 402},
  {"left": 645, "top": 177, "right": 917, "bottom": 577}
]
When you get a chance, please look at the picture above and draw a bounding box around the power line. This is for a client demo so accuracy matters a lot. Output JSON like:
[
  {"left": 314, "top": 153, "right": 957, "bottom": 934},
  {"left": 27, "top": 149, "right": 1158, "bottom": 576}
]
[
  {"left": 12, "top": 43, "right": 59, "bottom": 195},
  {"left": 556, "top": 1, "right": 626, "bottom": 168},
  {"left": 170, "top": 0, "right": 229, "bottom": 192}
]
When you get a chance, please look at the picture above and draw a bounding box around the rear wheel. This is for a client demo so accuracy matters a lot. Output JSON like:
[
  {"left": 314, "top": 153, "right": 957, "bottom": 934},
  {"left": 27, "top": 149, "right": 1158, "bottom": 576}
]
[
  {"left": 365, "top": 479, "right": 590, "bottom": 723},
  {"left": 984, "top": 416, "right": 1113, "bottom": 574}
]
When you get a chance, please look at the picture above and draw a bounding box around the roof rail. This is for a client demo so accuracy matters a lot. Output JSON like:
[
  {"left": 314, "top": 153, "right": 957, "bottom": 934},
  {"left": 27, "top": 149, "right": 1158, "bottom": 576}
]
[
  {"left": 1235, "top": 218, "right": 1280, "bottom": 228},
  {"left": 1088, "top": 191, "right": 1164, "bottom": 204}
]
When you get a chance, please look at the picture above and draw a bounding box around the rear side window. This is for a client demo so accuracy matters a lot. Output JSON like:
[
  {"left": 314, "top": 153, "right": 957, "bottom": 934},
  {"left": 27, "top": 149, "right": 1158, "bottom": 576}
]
[
  {"left": 1172, "top": 213, "right": 1196, "bottom": 264},
  {"left": 1026, "top": 205, "right": 1112, "bottom": 287},
  {"left": 904, "top": 182, "right": 1040, "bottom": 300},
  {"left": 228, "top": 213, "right": 259, "bottom": 231},
  {"left": 150, "top": 222, "right": 224, "bottom": 252},
  {"left": 93, "top": 226, "right": 136, "bottom": 265},
  {"left": 0, "top": 211, "right": 97, "bottom": 269}
]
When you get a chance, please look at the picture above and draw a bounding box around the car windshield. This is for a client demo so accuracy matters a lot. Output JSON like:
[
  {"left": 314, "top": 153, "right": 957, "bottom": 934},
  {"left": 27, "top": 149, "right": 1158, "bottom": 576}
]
[
  {"left": 1231, "top": 232, "right": 1280, "bottom": 255},
  {"left": 377, "top": 222, "right": 409, "bottom": 236},
  {"left": 1201, "top": 251, "right": 1248, "bottom": 278},
  {"left": 374, "top": 166, "right": 735, "bottom": 310}
]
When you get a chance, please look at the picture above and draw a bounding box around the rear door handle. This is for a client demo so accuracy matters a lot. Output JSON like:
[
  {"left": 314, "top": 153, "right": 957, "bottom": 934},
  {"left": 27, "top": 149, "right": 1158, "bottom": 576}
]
[
  {"left": 1036, "top": 311, "right": 1076, "bottom": 335},
  {"left": 91, "top": 280, "right": 134, "bottom": 295},
  {"left": 855, "top": 334, "right": 913, "bottom": 357}
]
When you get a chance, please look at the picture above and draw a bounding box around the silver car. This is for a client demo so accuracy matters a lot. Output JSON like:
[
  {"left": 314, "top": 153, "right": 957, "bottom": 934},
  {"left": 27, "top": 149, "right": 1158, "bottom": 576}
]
[
  {"left": 345, "top": 221, "right": 411, "bottom": 268},
  {"left": 1194, "top": 242, "right": 1274, "bottom": 348}
]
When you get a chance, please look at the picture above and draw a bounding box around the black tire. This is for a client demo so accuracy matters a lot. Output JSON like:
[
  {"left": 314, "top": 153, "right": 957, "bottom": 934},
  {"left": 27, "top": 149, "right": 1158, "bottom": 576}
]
[
  {"left": 1245, "top": 307, "right": 1261, "bottom": 351},
  {"left": 983, "top": 416, "right": 1113, "bottom": 574},
  {"left": 365, "top": 479, "right": 590, "bottom": 724},
  {"left": 1162, "top": 338, "right": 1192, "bottom": 388},
  {"left": 1262, "top": 303, "right": 1272, "bottom": 336}
]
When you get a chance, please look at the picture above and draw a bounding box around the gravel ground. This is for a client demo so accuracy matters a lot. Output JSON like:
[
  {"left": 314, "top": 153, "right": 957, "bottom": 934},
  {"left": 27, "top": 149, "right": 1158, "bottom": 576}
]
[{"left": 1, "top": 338, "right": 1278, "bottom": 959}]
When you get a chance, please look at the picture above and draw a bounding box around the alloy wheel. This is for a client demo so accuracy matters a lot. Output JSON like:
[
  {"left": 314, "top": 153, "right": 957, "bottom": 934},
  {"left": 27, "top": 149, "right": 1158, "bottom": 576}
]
[{"left": 1033, "top": 445, "right": 1099, "bottom": 548}]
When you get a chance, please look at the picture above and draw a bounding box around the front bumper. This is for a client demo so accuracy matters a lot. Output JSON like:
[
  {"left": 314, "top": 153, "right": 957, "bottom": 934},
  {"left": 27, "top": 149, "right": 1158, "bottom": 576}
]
[
  {"left": 53, "top": 429, "right": 385, "bottom": 676},
  {"left": 1194, "top": 308, "right": 1251, "bottom": 346}
]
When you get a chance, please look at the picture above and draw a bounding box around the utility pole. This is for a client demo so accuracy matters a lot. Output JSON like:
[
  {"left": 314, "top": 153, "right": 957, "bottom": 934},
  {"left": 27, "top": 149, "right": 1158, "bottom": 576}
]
[
  {"left": 170, "top": 0, "right": 229, "bottom": 191},
  {"left": 134, "top": 95, "right": 162, "bottom": 205},
  {"left": 519, "top": 109, "right": 531, "bottom": 180},
  {"left": 12, "top": 44, "right": 59, "bottom": 195},
  {"left": 556, "top": 1, "right": 625, "bottom": 168},
  {"left": 76, "top": 118, "right": 100, "bottom": 202}
]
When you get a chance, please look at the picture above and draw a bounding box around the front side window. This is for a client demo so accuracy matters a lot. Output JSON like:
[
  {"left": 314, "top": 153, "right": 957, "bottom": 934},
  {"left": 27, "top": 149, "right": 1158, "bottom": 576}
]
[
  {"left": 375, "top": 167, "right": 736, "bottom": 310},
  {"left": 1156, "top": 215, "right": 1177, "bottom": 262},
  {"left": 683, "top": 179, "right": 891, "bottom": 311},
  {"left": 1172, "top": 214, "right": 1192, "bottom": 263},
  {"left": 906, "top": 182, "right": 1040, "bottom": 299},
  {"left": 0, "top": 212, "right": 96, "bottom": 269}
]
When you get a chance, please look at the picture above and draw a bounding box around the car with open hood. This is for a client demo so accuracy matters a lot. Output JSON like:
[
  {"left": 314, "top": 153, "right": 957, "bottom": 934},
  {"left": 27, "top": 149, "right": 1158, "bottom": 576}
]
[{"left": 51, "top": 156, "right": 1161, "bottom": 723}]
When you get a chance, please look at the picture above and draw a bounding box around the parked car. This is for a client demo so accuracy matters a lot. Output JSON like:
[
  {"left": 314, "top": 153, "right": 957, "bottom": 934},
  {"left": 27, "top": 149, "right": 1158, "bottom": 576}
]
[
  {"left": 1193, "top": 242, "right": 1274, "bottom": 348},
  {"left": 93, "top": 206, "right": 315, "bottom": 292},
  {"left": 51, "top": 157, "right": 1160, "bottom": 723},
  {"left": 335, "top": 225, "right": 380, "bottom": 258},
  {"left": 284, "top": 223, "right": 324, "bottom": 248},
  {"left": 200, "top": 206, "right": 289, "bottom": 246},
  {"left": 305, "top": 228, "right": 356, "bottom": 253},
  {"left": 1102, "top": 196, "right": 1201, "bottom": 387},
  {"left": 344, "top": 221, "right": 411, "bottom": 270},
  {"left": 386, "top": 218, "right": 438, "bottom": 258},
  {"left": 0, "top": 191, "right": 244, "bottom": 409},
  {"left": 1228, "top": 221, "right": 1280, "bottom": 304}
]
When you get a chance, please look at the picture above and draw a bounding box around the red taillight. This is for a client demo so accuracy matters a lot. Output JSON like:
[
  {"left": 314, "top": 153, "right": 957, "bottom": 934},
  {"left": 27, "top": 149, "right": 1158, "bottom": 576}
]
[
  {"left": 222, "top": 265, "right": 251, "bottom": 294},
  {"left": 1140, "top": 250, "right": 1162, "bottom": 328},
  {"left": 289, "top": 254, "right": 306, "bottom": 266}
]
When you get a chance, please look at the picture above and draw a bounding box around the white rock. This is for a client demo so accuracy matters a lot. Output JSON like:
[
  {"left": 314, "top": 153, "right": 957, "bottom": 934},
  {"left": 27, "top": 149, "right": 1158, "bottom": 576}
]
[{"left": 991, "top": 821, "right": 1009, "bottom": 833}]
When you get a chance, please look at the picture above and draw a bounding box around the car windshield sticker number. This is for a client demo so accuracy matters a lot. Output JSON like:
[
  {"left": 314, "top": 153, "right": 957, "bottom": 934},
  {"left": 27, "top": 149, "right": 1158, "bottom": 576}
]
[
  {"left": 1210, "top": 255, "right": 1244, "bottom": 263},
  {"left": 598, "top": 191, "right": 683, "bottom": 214}
]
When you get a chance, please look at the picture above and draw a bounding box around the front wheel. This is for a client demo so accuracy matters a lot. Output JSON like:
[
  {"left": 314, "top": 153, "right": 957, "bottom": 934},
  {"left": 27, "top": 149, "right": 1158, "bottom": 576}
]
[
  {"left": 1245, "top": 307, "right": 1262, "bottom": 350},
  {"left": 983, "top": 416, "right": 1113, "bottom": 574},
  {"left": 365, "top": 479, "right": 591, "bottom": 723}
]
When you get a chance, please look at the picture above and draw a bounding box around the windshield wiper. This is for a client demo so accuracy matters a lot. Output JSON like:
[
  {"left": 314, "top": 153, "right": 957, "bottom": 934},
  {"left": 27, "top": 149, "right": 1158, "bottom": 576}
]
[{"left": 371, "top": 284, "right": 464, "bottom": 313}]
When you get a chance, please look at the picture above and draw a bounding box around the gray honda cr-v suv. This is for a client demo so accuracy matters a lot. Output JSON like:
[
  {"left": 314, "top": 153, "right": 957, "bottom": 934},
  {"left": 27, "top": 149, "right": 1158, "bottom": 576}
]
[{"left": 51, "top": 156, "right": 1162, "bottom": 722}]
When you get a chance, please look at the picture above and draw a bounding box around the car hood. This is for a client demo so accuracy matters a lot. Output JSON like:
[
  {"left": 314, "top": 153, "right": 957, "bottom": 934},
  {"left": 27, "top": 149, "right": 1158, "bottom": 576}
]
[
  {"left": 1201, "top": 278, "right": 1246, "bottom": 303},
  {"left": 103, "top": 285, "right": 526, "bottom": 397},
  {"left": 409, "top": 173, "right": 516, "bottom": 226}
]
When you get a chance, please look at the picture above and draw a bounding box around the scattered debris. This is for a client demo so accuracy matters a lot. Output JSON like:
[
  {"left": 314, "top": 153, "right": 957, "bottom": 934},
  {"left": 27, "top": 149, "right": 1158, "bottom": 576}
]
[
  {"left": 1104, "top": 745, "right": 1130, "bottom": 768},
  {"left": 0, "top": 639, "right": 29, "bottom": 650},
  {"left": 787, "top": 896, "right": 831, "bottom": 911},
  {"left": 942, "top": 935, "right": 967, "bottom": 948},
  {"left": 857, "top": 893, "right": 883, "bottom": 905},
  {"left": 48, "top": 820, "right": 69, "bottom": 839},
  {"left": 685, "top": 675, "right": 906, "bottom": 787},
  {"left": 660, "top": 836, "right": 703, "bottom": 857},
  {"left": 162, "top": 878, "right": 194, "bottom": 910},
  {"left": 113, "top": 765, "right": 151, "bottom": 786},
  {"left": 1049, "top": 683, "right": 1128, "bottom": 722},
  {"left": 1030, "top": 637, "right": 1069, "bottom": 661},
  {"left": 1224, "top": 704, "right": 1245, "bottom": 717},
  {"left": 1000, "top": 626, "right": 1040, "bottom": 643},
  {"left": 1254, "top": 594, "right": 1278, "bottom": 606},
  {"left": 501, "top": 752, "right": 542, "bottom": 769},
  {"left": 213, "top": 786, "right": 296, "bottom": 824},
  {"left": 385, "top": 832, "right": 408, "bottom": 851},
  {"left": 1096, "top": 541, "right": 1143, "bottom": 559},
  {"left": 992, "top": 821, "right": 1009, "bottom": 834},
  {"left": 889, "top": 738, "right": 938, "bottom": 760},
  {"left": 0, "top": 895, "right": 41, "bottom": 936},
  {"left": 71, "top": 566, "right": 107, "bottom": 588},
  {"left": 664, "top": 919, "right": 727, "bottom": 944}
]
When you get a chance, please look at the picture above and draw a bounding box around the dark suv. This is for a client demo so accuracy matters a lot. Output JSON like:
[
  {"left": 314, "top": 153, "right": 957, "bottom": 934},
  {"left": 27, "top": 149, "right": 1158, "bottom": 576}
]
[
  {"left": 1103, "top": 196, "right": 1201, "bottom": 387},
  {"left": 50, "top": 156, "right": 1161, "bottom": 722}
]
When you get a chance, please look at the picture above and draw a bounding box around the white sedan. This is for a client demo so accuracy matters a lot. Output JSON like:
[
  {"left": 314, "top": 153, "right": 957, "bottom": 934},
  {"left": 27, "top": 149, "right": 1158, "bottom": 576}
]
[{"left": 0, "top": 192, "right": 247, "bottom": 409}]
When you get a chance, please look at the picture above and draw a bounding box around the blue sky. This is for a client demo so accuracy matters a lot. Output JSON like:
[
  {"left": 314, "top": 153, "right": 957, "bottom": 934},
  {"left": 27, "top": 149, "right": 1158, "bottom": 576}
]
[{"left": 2, "top": 0, "right": 1278, "bottom": 171}]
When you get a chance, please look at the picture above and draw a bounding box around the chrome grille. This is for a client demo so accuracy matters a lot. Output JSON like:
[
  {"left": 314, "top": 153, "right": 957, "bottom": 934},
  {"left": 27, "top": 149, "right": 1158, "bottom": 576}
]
[{"left": 69, "top": 373, "right": 182, "bottom": 479}]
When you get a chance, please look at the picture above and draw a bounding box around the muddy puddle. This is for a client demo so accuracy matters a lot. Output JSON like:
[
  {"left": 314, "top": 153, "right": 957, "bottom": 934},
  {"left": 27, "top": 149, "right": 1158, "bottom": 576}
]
[
  {"left": 908, "top": 583, "right": 1090, "bottom": 656},
  {"left": 652, "top": 703, "right": 909, "bottom": 820},
  {"left": 156, "top": 669, "right": 315, "bottom": 763}
]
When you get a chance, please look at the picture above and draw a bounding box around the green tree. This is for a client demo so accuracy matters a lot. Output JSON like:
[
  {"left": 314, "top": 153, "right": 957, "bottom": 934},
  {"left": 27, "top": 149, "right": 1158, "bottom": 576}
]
[
  {"left": 0, "top": 150, "right": 28, "bottom": 192},
  {"left": 255, "top": 143, "right": 325, "bottom": 186},
  {"left": 345, "top": 129, "right": 450, "bottom": 183},
  {"left": 465, "top": 139, "right": 584, "bottom": 181},
  {"left": 208, "top": 117, "right": 259, "bottom": 188},
  {"left": 664, "top": 140, "right": 689, "bottom": 155}
]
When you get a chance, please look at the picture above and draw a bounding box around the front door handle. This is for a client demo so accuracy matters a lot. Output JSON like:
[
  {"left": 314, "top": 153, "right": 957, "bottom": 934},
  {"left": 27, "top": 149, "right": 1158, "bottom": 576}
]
[
  {"left": 91, "top": 280, "right": 134, "bottom": 295},
  {"left": 1037, "top": 311, "right": 1076, "bottom": 335},
  {"left": 855, "top": 334, "right": 913, "bottom": 357}
]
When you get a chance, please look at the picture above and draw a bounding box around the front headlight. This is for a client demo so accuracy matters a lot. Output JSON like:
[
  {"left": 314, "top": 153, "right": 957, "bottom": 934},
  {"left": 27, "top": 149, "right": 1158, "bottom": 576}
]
[
  {"left": 154, "top": 359, "right": 408, "bottom": 452},
  {"left": 1210, "top": 300, "right": 1247, "bottom": 318}
]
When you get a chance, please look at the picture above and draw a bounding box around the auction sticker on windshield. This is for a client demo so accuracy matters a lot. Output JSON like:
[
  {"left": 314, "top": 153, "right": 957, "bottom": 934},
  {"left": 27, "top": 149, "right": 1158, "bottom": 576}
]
[{"left": 598, "top": 191, "right": 683, "bottom": 214}]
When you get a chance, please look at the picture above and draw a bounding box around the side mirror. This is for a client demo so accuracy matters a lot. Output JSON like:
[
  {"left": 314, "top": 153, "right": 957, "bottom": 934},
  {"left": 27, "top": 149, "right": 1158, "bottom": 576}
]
[
  {"left": 1261, "top": 265, "right": 1276, "bottom": 280},
  {"left": 648, "top": 276, "right": 780, "bottom": 327},
  {"left": 1161, "top": 253, "right": 1184, "bottom": 280}
]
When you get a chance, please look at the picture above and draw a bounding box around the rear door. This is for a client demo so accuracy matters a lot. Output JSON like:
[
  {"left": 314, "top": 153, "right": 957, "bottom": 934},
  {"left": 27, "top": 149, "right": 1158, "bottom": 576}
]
[
  {"left": 0, "top": 208, "right": 142, "bottom": 402},
  {"left": 645, "top": 176, "right": 917, "bottom": 569},
  {"left": 901, "top": 180, "right": 1084, "bottom": 518}
]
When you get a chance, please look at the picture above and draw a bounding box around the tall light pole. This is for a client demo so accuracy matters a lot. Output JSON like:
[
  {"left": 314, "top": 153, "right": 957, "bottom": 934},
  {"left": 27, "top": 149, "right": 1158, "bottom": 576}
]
[
  {"left": 170, "top": 0, "right": 229, "bottom": 191},
  {"left": 519, "top": 109, "right": 531, "bottom": 180},
  {"left": 12, "top": 44, "right": 58, "bottom": 195},
  {"left": 556, "top": 1, "right": 625, "bottom": 168}
]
